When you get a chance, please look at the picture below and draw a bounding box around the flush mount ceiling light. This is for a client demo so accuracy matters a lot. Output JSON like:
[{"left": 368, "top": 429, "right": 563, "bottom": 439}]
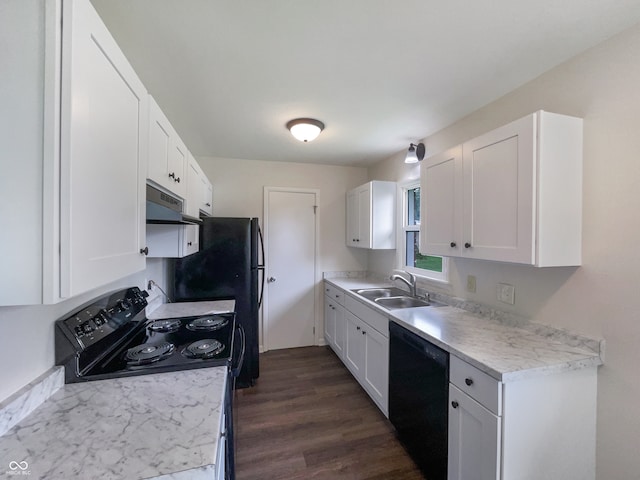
[
  {"left": 286, "top": 118, "right": 325, "bottom": 142},
  {"left": 405, "top": 142, "right": 426, "bottom": 164}
]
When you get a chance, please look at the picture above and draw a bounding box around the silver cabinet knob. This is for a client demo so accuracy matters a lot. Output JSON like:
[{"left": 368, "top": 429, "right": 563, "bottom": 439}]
[{"left": 268, "top": 277, "right": 276, "bottom": 283}]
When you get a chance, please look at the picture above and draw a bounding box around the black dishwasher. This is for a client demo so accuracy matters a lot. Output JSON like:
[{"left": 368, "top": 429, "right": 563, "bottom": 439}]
[{"left": 389, "top": 321, "right": 449, "bottom": 480}]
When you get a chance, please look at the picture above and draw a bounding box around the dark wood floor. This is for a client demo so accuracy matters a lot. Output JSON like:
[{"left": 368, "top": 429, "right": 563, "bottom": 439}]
[{"left": 235, "top": 346, "right": 424, "bottom": 480}]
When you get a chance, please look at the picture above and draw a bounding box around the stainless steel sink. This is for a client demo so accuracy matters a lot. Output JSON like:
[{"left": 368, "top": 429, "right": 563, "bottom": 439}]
[
  {"left": 374, "top": 296, "right": 431, "bottom": 309},
  {"left": 353, "top": 287, "right": 408, "bottom": 301}
]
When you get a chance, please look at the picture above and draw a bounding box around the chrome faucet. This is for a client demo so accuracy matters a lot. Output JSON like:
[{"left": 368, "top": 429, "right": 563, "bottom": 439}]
[{"left": 390, "top": 271, "right": 417, "bottom": 297}]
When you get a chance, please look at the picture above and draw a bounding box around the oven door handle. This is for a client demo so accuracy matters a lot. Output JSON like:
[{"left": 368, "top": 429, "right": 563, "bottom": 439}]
[{"left": 231, "top": 323, "right": 246, "bottom": 378}]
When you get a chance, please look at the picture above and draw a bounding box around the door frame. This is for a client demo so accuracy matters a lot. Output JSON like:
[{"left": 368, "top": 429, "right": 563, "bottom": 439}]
[{"left": 262, "top": 186, "right": 320, "bottom": 352}]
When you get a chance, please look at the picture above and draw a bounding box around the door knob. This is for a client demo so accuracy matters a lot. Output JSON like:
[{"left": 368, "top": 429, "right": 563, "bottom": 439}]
[{"left": 267, "top": 277, "right": 276, "bottom": 283}]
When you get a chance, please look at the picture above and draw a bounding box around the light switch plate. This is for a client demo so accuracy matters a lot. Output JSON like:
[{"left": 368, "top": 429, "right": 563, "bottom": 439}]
[
  {"left": 466, "top": 275, "right": 476, "bottom": 293},
  {"left": 497, "top": 283, "right": 515, "bottom": 305}
]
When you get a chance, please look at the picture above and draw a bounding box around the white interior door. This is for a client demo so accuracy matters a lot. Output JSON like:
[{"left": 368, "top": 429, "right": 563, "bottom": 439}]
[{"left": 264, "top": 188, "right": 317, "bottom": 350}]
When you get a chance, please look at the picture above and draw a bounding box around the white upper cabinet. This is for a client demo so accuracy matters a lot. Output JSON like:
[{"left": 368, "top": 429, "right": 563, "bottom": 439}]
[
  {"left": 146, "top": 224, "right": 199, "bottom": 258},
  {"left": 147, "top": 95, "right": 187, "bottom": 198},
  {"left": 421, "top": 146, "right": 463, "bottom": 256},
  {"left": 186, "top": 154, "right": 213, "bottom": 218},
  {"left": 420, "top": 111, "right": 582, "bottom": 267},
  {"left": 1, "top": 0, "right": 148, "bottom": 305},
  {"left": 60, "top": 0, "right": 148, "bottom": 298},
  {"left": 346, "top": 181, "right": 396, "bottom": 249}
]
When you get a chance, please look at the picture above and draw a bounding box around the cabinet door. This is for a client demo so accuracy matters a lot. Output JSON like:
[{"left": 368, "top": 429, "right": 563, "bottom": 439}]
[
  {"left": 60, "top": 0, "right": 147, "bottom": 297},
  {"left": 462, "top": 114, "right": 535, "bottom": 263},
  {"left": 357, "top": 184, "right": 372, "bottom": 248},
  {"left": 420, "top": 146, "right": 462, "bottom": 256},
  {"left": 346, "top": 189, "right": 360, "bottom": 246},
  {"left": 148, "top": 96, "right": 174, "bottom": 192},
  {"left": 324, "top": 295, "right": 336, "bottom": 347},
  {"left": 333, "top": 304, "right": 346, "bottom": 359},
  {"left": 448, "top": 384, "right": 501, "bottom": 480},
  {"left": 184, "top": 225, "right": 199, "bottom": 256},
  {"left": 169, "top": 135, "right": 187, "bottom": 198},
  {"left": 363, "top": 324, "right": 389, "bottom": 414},
  {"left": 201, "top": 176, "right": 213, "bottom": 215},
  {"left": 344, "top": 311, "right": 365, "bottom": 378},
  {"left": 186, "top": 156, "right": 201, "bottom": 217}
]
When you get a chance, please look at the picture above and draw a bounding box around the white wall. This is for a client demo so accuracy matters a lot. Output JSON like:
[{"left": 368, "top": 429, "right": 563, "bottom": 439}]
[
  {"left": 370, "top": 22, "right": 640, "bottom": 480},
  {"left": 197, "top": 156, "right": 369, "bottom": 348}
]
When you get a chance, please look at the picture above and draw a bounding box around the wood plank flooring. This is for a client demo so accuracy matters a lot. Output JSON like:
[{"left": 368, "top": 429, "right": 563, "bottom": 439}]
[{"left": 235, "top": 346, "right": 424, "bottom": 480}]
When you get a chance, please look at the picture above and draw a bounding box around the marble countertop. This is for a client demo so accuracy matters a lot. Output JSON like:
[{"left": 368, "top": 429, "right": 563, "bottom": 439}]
[
  {"left": 0, "top": 367, "right": 227, "bottom": 480},
  {"left": 325, "top": 277, "right": 602, "bottom": 382},
  {"left": 147, "top": 300, "right": 235, "bottom": 320}
]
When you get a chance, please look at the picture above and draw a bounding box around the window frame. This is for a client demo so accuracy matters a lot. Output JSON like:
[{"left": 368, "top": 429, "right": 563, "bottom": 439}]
[{"left": 397, "top": 180, "right": 449, "bottom": 283}]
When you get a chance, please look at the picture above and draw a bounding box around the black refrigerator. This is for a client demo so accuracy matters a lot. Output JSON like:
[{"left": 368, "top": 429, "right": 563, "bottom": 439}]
[{"left": 173, "top": 217, "right": 263, "bottom": 387}]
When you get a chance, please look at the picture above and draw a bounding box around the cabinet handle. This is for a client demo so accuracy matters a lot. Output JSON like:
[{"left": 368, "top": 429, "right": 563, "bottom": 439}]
[
  {"left": 329, "top": 304, "right": 333, "bottom": 308},
  {"left": 451, "top": 400, "right": 459, "bottom": 409},
  {"left": 168, "top": 172, "right": 175, "bottom": 179},
  {"left": 465, "top": 378, "right": 474, "bottom": 386},
  {"left": 139, "top": 247, "right": 149, "bottom": 256},
  {"left": 362, "top": 330, "right": 366, "bottom": 335},
  {"left": 335, "top": 295, "right": 339, "bottom": 298},
  {"left": 450, "top": 242, "right": 457, "bottom": 248},
  {"left": 176, "top": 177, "right": 181, "bottom": 183},
  {"left": 187, "top": 241, "right": 192, "bottom": 246},
  {"left": 356, "top": 326, "right": 361, "bottom": 330},
  {"left": 206, "top": 203, "right": 211, "bottom": 207},
  {"left": 464, "top": 242, "right": 472, "bottom": 249}
]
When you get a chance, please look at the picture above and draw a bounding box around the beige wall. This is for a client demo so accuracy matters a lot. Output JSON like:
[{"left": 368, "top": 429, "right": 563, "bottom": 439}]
[
  {"left": 370, "top": 23, "right": 640, "bottom": 480},
  {"left": 196, "top": 156, "right": 369, "bottom": 348}
]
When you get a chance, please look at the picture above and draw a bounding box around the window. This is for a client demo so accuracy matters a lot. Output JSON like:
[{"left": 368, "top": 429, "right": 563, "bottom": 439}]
[{"left": 400, "top": 182, "right": 448, "bottom": 282}]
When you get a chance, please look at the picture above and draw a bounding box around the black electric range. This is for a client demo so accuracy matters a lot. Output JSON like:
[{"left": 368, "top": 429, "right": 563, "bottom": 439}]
[
  {"left": 55, "top": 286, "right": 241, "bottom": 384},
  {"left": 54, "top": 286, "right": 242, "bottom": 480}
]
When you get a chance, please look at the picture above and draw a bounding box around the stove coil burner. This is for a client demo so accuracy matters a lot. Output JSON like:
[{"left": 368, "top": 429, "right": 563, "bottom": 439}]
[
  {"left": 125, "top": 342, "right": 175, "bottom": 365},
  {"left": 182, "top": 339, "right": 225, "bottom": 359},
  {"left": 148, "top": 319, "right": 182, "bottom": 333},
  {"left": 186, "top": 315, "right": 229, "bottom": 332}
]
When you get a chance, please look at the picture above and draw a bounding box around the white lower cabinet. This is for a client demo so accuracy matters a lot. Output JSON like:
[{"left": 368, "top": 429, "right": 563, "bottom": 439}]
[
  {"left": 215, "top": 410, "right": 227, "bottom": 480},
  {"left": 344, "top": 310, "right": 366, "bottom": 378},
  {"left": 334, "top": 288, "right": 389, "bottom": 416},
  {"left": 324, "top": 295, "right": 345, "bottom": 356},
  {"left": 448, "top": 355, "right": 597, "bottom": 480},
  {"left": 448, "top": 384, "right": 500, "bottom": 480},
  {"left": 324, "top": 282, "right": 389, "bottom": 415}
]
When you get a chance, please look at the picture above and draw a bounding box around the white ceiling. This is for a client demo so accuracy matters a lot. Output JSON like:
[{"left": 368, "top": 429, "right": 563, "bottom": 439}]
[{"left": 91, "top": 0, "right": 640, "bottom": 167}]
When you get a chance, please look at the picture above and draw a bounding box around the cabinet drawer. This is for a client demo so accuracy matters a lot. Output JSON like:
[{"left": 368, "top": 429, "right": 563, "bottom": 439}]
[
  {"left": 344, "top": 295, "right": 388, "bottom": 337},
  {"left": 450, "top": 356, "right": 501, "bottom": 415},
  {"left": 324, "top": 283, "right": 344, "bottom": 305}
]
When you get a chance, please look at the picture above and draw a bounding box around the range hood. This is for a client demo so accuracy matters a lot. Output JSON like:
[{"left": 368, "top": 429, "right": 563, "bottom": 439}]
[{"left": 146, "top": 184, "right": 202, "bottom": 225}]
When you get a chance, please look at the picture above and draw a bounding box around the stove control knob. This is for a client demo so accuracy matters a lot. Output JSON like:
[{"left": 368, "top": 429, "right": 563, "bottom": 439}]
[
  {"left": 118, "top": 300, "right": 131, "bottom": 311},
  {"left": 82, "top": 323, "right": 94, "bottom": 334},
  {"left": 74, "top": 326, "right": 84, "bottom": 338}
]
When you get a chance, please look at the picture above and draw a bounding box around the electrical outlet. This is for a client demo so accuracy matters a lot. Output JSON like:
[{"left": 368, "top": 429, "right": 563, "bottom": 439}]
[
  {"left": 466, "top": 275, "right": 476, "bottom": 293},
  {"left": 497, "top": 283, "right": 515, "bottom": 305}
]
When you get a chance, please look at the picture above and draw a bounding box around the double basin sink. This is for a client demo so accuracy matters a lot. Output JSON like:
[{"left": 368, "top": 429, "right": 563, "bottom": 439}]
[{"left": 352, "top": 287, "right": 440, "bottom": 310}]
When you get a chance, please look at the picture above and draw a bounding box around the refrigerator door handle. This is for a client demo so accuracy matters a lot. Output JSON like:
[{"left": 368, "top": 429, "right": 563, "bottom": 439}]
[
  {"left": 257, "top": 224, "right": 265, "bottom": 269},
  {"left": 257, "top": 223, "right": 265, "bottom": 309},
  {"left": 257, "top": 267, "right": 265, "bottom": 309}
]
